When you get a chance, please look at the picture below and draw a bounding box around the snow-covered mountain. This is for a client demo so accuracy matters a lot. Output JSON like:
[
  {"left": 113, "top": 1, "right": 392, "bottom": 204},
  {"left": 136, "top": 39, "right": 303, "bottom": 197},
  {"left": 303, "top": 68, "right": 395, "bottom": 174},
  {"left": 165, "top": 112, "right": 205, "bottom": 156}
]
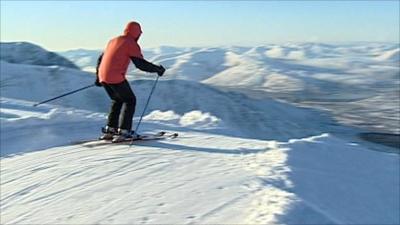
[
  {"left": 58, "top": 49, "right": 101, "bottom": 72},
  {"left": 60, "top": 42, "right": 400, "bottom": 134},
  {"left": 0, "top": 60, "right": 339, "bottom": 141},
  {"left": 58, "top": 46, "right": 197, "bottom": 73},
  {"left": 1, "top": 42, "right": 79, "bottom": 69},
  {"left": 1, "top": 41, "right": 399, "bottom": 224},
  {"left": 60, "top": 42, "right": 399, "bottom": 84}
]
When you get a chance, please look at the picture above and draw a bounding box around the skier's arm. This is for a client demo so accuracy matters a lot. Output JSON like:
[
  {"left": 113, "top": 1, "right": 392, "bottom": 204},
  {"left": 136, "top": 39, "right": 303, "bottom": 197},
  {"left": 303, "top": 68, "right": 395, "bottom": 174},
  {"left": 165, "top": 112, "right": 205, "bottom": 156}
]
[
  {"left": 130, "top": 57, "right": 160, "bottom": 73},
  {"left": 130, "top": 57, "right": 166, "bottom": 76},
  {"left": 96, "top": 53, "right": 104, "bottom": 75},
  {"left": 95, "top": 53, "right": 103, "bottom": 86}
]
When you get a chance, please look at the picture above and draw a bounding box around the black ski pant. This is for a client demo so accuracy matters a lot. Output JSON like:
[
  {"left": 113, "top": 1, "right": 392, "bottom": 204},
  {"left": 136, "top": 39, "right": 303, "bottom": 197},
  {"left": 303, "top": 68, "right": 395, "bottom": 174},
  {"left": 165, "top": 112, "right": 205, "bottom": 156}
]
[{"left": 103, "top": 80, "right": 136, "bottom": 131}]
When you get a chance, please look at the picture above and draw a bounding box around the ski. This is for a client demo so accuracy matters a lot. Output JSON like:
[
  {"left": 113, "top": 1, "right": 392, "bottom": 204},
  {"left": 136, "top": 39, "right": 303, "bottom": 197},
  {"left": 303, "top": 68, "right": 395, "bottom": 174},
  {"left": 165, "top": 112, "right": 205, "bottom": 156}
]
[
  {"left": 72, "top": 131, "right": 178, "bottom": 147},
  {"left": 113, "top": 131, "right": 178, "bottom": 143}
]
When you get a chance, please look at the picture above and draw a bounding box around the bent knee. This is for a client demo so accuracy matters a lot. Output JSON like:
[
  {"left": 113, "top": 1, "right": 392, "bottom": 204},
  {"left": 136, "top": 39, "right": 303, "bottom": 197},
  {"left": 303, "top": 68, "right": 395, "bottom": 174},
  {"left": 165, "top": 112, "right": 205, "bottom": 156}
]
[{"left": 123, "top": 96, "right": 136, "bottom": 106}]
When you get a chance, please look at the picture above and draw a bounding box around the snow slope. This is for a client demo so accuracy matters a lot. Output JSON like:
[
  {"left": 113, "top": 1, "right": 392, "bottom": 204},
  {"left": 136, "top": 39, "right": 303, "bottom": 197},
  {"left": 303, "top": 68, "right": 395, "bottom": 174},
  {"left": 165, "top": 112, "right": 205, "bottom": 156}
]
[
  {"left": 0, "top": 61, "right": 107, "bottom": 113},
  {"left": 0, "top": 98, "right": 106, "bottom": 156},
  {"left": 1, "top": 98, "right": 399, "bottom": 224},
  {"left": 1, "top": 42, "right": 399, "bottom": 224}
]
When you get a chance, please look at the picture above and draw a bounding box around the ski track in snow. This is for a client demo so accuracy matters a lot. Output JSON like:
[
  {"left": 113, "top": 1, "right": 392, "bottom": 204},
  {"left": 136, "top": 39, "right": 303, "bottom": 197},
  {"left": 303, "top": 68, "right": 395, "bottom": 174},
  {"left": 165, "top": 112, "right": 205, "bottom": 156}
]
[
  {"left": 1, "top": 132, "right": 275, "bottom": 224},
  {"left": 2, "top": 129, "right": 398, "bottom": 224}
]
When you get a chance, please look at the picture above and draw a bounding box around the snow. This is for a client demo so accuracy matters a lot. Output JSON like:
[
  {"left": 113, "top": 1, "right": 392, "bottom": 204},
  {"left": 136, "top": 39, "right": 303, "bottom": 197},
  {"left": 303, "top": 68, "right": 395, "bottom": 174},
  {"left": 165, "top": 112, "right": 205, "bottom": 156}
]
[
  {"left": 0, "top": 98, "right": 106, "bottom": 156},
  {"left": 1, "top": 42, "right": 399, "bottom": 224},
  {"left": 178, "top": 111, "right": 221, "bottom": 128},
  {"left": 0, "top": 42, "right": 78, "bottom": 69},
  {"left": 144, "top": 110, "right": 222, "bottom": 129},
  {"left": 375, "top": 48, "right": 400, "bottom": 62},
  {"left": 58, "top": 48, "right": 103, "bottom": 72},
  {"left": 1, "top": 99, "right": 398, "bottom": 224}
]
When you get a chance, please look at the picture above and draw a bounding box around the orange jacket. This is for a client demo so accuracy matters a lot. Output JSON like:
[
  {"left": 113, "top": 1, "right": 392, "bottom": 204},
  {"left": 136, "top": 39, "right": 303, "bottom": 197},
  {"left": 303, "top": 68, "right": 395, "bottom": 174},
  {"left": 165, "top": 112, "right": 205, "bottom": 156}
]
[{"left": 98, "top": 22, "right": 144, "bottom": 84}]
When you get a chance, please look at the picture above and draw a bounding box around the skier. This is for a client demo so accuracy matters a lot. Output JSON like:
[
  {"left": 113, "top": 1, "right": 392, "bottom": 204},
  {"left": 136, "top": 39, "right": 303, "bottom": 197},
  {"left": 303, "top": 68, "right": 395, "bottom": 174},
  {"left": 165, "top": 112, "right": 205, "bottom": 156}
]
[{"left": 95, "top": 21, "right": 165, "bottom": 142}]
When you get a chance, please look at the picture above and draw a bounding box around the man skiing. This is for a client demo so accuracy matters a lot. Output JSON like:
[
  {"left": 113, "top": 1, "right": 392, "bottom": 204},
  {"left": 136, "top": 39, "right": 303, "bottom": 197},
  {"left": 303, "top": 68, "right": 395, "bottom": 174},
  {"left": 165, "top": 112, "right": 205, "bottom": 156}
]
[{"left": 95, "top": 21, "right": 165, "bottom": 142}]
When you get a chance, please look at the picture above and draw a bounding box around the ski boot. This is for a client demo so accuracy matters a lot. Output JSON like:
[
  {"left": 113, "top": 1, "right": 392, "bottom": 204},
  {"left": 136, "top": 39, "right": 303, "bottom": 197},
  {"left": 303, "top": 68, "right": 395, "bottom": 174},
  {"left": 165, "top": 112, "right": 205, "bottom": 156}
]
[
  {"left": 99, "top": 126, "right": 117, "bottom": 140},
  {"left": 112, "top": 129, "right": 139, "bottom": 143}
]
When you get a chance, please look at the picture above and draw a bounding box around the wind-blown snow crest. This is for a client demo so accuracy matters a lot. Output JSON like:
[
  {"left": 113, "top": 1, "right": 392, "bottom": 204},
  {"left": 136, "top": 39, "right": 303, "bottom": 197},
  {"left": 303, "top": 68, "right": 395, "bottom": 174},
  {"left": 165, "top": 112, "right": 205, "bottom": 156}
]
[
  {"left": 375, "top": 48, "right": 400, "bottom": 62},
  {"left": 179, "top": 110, "right": 221, "bottom": 128},
  {"left": 144, "top": 110, "right": 222, "bottom": 129}
]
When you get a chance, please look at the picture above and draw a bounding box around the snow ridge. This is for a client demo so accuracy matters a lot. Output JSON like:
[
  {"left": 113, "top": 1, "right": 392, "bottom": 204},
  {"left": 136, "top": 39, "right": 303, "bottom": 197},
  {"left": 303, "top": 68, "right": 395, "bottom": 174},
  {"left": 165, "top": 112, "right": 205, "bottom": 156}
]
[{"left": 1, "top": 42, "right": 79, "bottom": 69}]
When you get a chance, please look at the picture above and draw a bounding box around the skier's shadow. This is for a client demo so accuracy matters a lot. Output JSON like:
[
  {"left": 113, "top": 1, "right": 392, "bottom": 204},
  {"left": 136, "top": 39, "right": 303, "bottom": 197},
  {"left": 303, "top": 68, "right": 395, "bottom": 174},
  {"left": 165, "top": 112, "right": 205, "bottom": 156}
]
[{"left": 133, "top": 140, "right": 270, "bottom": 155}]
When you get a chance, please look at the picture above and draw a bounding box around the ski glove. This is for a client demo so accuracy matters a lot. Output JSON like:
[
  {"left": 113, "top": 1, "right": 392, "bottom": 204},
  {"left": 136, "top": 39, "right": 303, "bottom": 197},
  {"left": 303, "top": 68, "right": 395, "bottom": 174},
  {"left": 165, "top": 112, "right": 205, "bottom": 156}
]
[{"left": 157, "top": 65, "right": 166, "bottom": 77}]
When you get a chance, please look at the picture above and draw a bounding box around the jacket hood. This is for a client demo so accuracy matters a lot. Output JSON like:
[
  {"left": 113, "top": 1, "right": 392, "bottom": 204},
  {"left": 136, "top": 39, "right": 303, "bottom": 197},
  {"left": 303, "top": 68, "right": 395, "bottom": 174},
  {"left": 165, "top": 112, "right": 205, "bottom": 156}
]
[{"left": 123, "top": 21, "right": 142, "bottom": 39}]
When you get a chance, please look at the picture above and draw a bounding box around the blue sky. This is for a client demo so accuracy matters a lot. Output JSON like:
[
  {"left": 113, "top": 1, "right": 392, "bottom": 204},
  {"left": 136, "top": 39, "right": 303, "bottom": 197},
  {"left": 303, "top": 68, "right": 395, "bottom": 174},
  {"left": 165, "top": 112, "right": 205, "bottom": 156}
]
[{"left": 1, "top": 1, "right": 399, "bottom": 51}]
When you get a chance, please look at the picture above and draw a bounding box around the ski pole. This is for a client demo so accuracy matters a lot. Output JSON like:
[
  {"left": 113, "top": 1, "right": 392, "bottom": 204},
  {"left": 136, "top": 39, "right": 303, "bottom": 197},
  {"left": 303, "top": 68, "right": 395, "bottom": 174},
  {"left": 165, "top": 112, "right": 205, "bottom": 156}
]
[
  {"left": 131, "top": 76, "right": 160, "bottom": 140},
  {"left": 33, "top": 84, "right": 95, "bottom": 107}
]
